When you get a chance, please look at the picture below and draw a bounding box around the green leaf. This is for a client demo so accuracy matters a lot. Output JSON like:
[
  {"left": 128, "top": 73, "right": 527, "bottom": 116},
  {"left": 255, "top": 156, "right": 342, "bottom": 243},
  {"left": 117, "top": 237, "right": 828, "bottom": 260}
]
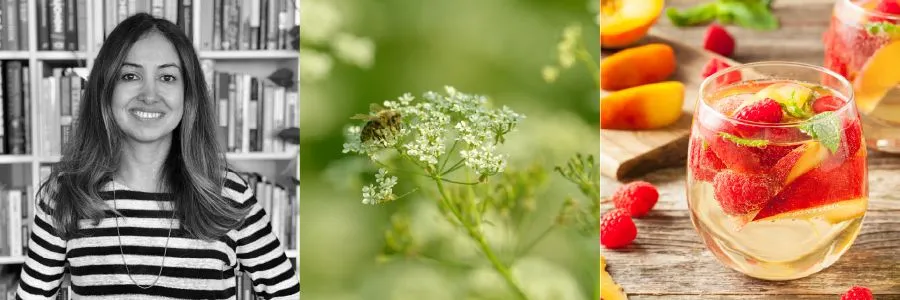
[
  {"left": 666, "top": 3, "right": 719, "bottom": 27},
  {"left": 778, "top": 90, "right": 814, "bottom": 119},
  {"left": 719, "top": 132, "right": 770, "bottom": 147},
  {"left": 717, "top": 0, "right": 779, "bottom": 30},
  {"left": 865, "top": 22, "right": 900, "bottom": 39},
  {"left": 799, "top": 112, "right": 842, "bottom": 153}
]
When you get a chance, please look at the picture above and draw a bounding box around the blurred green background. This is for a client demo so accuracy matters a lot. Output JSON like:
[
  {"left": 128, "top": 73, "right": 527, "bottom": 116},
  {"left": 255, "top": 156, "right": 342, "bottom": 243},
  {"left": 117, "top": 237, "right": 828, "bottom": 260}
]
[{"left": 299, "top": 0, "right": 600, "bottom": 299}]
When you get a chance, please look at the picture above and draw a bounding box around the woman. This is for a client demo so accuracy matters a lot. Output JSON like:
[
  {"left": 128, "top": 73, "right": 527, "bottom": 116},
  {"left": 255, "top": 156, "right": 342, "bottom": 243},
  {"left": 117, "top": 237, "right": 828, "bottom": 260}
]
[{"left": 16, "top": 14, "right": 299, "bottom": 299}]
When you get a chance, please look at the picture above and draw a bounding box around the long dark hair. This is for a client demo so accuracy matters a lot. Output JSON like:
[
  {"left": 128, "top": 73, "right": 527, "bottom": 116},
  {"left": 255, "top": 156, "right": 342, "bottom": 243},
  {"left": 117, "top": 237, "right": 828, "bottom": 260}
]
[{"left": 39, "top": 13, "right": 248, "bottom": 241}]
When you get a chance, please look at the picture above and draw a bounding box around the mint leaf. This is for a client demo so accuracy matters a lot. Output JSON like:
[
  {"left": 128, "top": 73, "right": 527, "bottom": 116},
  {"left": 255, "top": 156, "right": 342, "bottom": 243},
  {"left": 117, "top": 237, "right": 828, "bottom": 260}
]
[
  {"left": 666, "top": 3, "right": 719, "bottom": 26},
  {"left": 666, "top": 0, "right": 779, "bottom": 30},
  {"left": 717, "top": 0, "right": 779, "bottom": 30},
  {"left": 778, "top": 90, "right": 814, "bottom": 119},
  {"left": 865, "top": 22, "right": 900, "bottom": 39},
  {"left": 719, "top": 132, "right": 770, "bottom": 147},
  {"left": 799, "top": 112, "right": 842, "bottom": 153}
]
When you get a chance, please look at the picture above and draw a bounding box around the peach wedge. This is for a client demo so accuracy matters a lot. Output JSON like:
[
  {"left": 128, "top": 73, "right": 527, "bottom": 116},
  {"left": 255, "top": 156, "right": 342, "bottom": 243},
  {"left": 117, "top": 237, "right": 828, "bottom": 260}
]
[
  {"left": 601, "top": 0, "right": 664, "bottom": 48},
  {"left": 853, "top": 40, "right": 900, "bottom": 114},
  {"left": 601, "top": 81, "right": 685, "bottom": 130},
  {"left": 753, "top": 198, "right": 867, "bottom": 224}
]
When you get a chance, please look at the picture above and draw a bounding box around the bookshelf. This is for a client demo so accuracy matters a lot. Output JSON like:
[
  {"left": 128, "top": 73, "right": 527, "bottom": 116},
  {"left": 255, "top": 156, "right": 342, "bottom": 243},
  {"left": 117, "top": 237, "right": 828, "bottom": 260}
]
[{"left": 0, "top": 0, "right": 300, "bottom": 276}]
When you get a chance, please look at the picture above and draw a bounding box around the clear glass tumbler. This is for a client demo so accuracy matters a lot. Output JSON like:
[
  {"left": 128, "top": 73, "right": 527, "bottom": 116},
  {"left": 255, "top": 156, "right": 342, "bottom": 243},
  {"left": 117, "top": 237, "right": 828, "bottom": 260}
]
[
  {"left": 824, "top": 0, "right": 900, "bottom": 152},
  {"left": 687, "top": 62, "right": 868, "bottom": 280}
]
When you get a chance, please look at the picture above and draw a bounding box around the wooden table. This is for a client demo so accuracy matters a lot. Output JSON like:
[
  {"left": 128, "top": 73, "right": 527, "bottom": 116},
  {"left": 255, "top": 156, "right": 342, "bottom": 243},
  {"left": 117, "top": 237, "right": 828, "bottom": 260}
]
[{"left": 600, "top": 0, "right": 900, "bottom": 298}]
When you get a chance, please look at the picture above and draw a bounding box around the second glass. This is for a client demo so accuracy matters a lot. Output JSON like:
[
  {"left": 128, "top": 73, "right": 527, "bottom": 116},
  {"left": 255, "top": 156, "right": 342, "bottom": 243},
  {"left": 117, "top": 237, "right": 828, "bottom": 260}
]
[
  {"left": 687, "top": 62, "right": 868, "bottom": 280},
  {"left": 824, "top": 0, "right": 900, "bottom": 152}
]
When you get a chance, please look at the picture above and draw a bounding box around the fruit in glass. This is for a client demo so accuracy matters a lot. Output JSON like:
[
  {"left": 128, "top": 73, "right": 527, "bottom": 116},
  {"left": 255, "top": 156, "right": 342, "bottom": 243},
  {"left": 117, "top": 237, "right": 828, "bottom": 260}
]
[{"left": 687, "top": 62, "right": 867, "bottom": 280}]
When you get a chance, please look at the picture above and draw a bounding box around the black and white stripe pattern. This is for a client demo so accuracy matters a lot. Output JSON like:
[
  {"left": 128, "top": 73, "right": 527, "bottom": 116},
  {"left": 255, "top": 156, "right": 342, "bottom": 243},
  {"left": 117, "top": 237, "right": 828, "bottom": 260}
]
[{"left": 16, "top": 171, "right": 299, "bottom": 299}]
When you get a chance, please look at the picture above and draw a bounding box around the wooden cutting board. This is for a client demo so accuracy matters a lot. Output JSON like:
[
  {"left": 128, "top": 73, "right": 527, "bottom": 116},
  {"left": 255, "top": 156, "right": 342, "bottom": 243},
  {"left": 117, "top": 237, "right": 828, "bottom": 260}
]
[{"left": 600, "top": 29, "right": 742, "bottom": 181}]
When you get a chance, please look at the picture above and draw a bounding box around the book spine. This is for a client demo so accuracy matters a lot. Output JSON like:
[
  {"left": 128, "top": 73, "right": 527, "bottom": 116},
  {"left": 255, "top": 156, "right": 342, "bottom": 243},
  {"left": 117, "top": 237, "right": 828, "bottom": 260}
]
[
  {"left": 239, "top": 0, "right": 249, "bottom": 50},
  {"left": 150, "top": 0, "right": 162, "bottom": 18},
  {"left": 9, "top": 189, "right": 21, "bottom": 257},
  {"left": 60, "top": 70, "right": 72, "bottom": 148},
  {"left": 17, "top": 0, "right": 26, "bottom": 50},
  {"left": 49, "top": 0, "right": 65, "bottom": 50},
  {"left": 227, "top": 73, "right": 237, "bottom": 152},
  {"left": 199, "top": 0, "right": 211, "bottom": 50},
  {"left": 0, "top": 190, "right": 8, "bottom": 255},
  {"left": 272, "top": 84, "right": 283, "bottom": 152},
  {"left": 70, "top": 73, "right": 82, "bottom": 131},
  {"left": 266, "top": 0, "right": 277, "bottom": 49},
  {"left": 249, "top": 0, "right": 259, "bottom": 50},
  {"left": 4, "top": 61, "right": 23, "bottom": 154},
  {"left": 117, "top": 0, "right": 129, "bottom": 26},
  {"left": 182, "top": 0, "right": 191, "bottom": 40},
  {"left": 6, "top": 0, "right": 17, "bottom": 50},
  {"left": 217, "top": 72, "right": 229, "bottom": 151},
  {"left": 22, "top": 65, "right": 29, "bottom": 154},
  {"left": 104, "top": 0, "right": 116, "bottom": 38},
  {"left": 212, "top": 0, "right": 221, "bottom": 50},
  {"left": 0, "top": 61, "right": 6, "bottom": 154},
  {"left": 247, "top": 78, "right": 258, "bottom": 152},
  {"left": 240, "top": 75, "right": 250, "bottom": 153},
  {"left": 165, "top": 0, "right": 176, "bottom": 23},
  {"left": 0, "top": 0, "right": 5, "bottom": 51},
  {"left": 76, "top": 0, "right": 86, "bottom": 50},
  {"left": 262, "top": 84, "right": 273, "bottom": 152},
  {"left": 37, "top": 0, "right": 49, "bottom": 50},
  {"left": 65, "top": 0, "right": 75, "bottom": 50}
]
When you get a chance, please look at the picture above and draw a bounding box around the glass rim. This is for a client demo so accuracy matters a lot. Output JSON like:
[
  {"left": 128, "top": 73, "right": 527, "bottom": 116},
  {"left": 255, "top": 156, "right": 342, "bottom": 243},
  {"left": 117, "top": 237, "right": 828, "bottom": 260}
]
[
  {"left": 842, "top": 0, "right": 900, "bottom": 21},
  {"left": 698, "top": 61, "right": 855, "bottom": 129}
]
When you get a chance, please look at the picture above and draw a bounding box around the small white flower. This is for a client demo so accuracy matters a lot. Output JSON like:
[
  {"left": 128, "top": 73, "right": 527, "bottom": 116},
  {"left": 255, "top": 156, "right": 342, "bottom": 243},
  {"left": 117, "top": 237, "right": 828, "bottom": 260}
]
[
  {"left": 542, "top": 65, "right": 560, "bottom": 83},
  {"left": 331, "top": 33, "right": 375, "bottom": 68},
  {"left": 299, "top": 49, "right": 334, "bottom": 82},
  {"left": 361, "top": 169, "right": 398, "bottom": 205},
  {"left": 299, "top": 0, "right": 343, "bottom": 44}
]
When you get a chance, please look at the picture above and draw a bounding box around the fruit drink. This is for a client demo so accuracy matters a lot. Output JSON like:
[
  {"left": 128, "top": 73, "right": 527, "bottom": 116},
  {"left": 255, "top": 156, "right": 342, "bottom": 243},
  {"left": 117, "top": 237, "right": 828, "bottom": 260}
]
[
  {"left": 688, "top": 62, "right": 867, "bottom": 280},
  {"left": 824, "top": 0, "right": 900, "bottom": 152}
]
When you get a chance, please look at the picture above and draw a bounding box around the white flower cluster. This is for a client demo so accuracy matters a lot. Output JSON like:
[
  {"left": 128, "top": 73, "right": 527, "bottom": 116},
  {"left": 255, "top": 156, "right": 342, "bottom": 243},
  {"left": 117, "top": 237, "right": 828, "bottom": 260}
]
[
  {"left": 541, "top": 24, "right": 584, "bottom": 83},
  {"left": 361, "top": 168, "right": 398, "bottom": 205},
  {"left": 345, "top": 87, "right": 524, "bottom": 204}
]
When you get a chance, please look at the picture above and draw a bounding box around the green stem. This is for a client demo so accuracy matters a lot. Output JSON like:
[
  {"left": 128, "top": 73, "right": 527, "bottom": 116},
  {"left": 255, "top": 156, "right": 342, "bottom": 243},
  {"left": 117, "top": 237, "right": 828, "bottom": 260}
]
[
  {"left": 440, "top": 140, "right": 459, "bottom": 172},
  {"left": 434, "top": 178, "right": 529, "bottom": 300},
  {"left": 575, "top": 48, "right": 600, "bottom": 86},
  {"left": 441, "top": 159, "right": 466, "bottom": 176},
  {"left": 516, "top": 224, "right": 556, "bottom": 257}
]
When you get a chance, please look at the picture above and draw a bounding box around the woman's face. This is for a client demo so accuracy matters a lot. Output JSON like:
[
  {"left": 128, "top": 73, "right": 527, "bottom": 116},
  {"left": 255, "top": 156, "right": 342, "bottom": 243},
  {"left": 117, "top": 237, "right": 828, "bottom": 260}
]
[{"left": 111, "top": 31, "right": 184, "bottom": 145}]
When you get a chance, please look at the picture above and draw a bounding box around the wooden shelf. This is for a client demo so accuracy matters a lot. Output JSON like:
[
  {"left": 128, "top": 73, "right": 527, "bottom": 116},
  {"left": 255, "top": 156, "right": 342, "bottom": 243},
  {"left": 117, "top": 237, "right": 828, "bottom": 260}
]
[
  {"left": 0, "top": 256, "right": 25, "bottom": 264},
  {"left": 0, "top": 155, "right": 34, "bottom": 164},
  {"left": 199, "top": 50, "right": 297, "bottom": 60},
  {"left": 35, "top": 51, "right": 88, "bottom": 60},
  {"left": 0, "top": 52, "right": 31, "bottom": 59}
]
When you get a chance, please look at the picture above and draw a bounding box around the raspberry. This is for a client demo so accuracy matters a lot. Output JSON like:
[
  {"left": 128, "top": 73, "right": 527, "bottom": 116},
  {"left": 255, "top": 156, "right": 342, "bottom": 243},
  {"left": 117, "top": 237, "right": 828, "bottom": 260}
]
[
  {"left": 705, "top": 133, "right": 764, "bottom": 173},
  {"left": 701, "top": 58, "right": 742, "bottom": 85},
  {"left": 843, "top": 117, "right": 863, "bottom": 158},
  {"left": 732, "top": 97, "right": 784, "bottom": 138},
  {"left": 712, "top": 170, "right": 776, "bottom": 215},
  {"left": 734, "top": 98, "right": 783, "bottom": 124},
  {"left": 689, "top": 137, "right": 726, "bottom": 181},
  {"left": 611, "top": 181, "right": 659, "bottom": 217},
  {"left": 840, "top": 286, "right": 873, "bottom": 300},
  {"left": 876, "top": 0, "right": 900, "bottom": 15},
  {"left": 753, "top": 144, "right": 800, "bottom": 169},
  {"left": 812, "top": 95, "right": 846, "bottom": 113},
  {"left": 600, "top": 209, "right": 637, "bottom": 249},
  {"left": 703, "top": 24, "right": 736, "bottom": 57}
]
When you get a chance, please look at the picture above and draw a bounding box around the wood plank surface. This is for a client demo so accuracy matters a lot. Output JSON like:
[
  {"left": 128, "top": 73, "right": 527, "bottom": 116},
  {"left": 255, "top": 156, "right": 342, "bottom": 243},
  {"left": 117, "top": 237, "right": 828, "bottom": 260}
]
[{"left": 600, "top": 0, "right": 900, "bottom": 298}]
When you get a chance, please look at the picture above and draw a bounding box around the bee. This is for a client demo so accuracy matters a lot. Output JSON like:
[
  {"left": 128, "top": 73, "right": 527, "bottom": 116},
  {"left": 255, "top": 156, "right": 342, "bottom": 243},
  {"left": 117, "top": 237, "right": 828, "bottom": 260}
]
[{"left": 351, "top": 104, "right": 403, "bottom": 144}]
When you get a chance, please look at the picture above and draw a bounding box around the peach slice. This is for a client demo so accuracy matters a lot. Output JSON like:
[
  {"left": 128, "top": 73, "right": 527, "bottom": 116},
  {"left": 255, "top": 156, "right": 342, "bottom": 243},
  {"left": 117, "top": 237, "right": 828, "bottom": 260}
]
[
  {"left": 601, "top": 0, "right": 664, "bottom": 48},
  {"left": 601, "top": 255, "right": 629, "bottom": 300},
  {"left": 853, "top": 40, "right": 900, "bottom": 114},
  {"left": 601, "top": 81, "right": 684, "bottom": 130},
  {"left": 753, "top": 198, "right": 867, "bottom": 224},
  {"left": 772, "top": 141, "right": 830, "bottom": 186}
]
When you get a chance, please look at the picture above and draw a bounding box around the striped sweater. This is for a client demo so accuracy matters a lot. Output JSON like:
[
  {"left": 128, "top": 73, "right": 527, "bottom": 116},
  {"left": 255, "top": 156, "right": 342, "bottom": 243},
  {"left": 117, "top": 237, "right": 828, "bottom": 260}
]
[{"left": 16, "top": 172, "right": 299, "bottom": 299}]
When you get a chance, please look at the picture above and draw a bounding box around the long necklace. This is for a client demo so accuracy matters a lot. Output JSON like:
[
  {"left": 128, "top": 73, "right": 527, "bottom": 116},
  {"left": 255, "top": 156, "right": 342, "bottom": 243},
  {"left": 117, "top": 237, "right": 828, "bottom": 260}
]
[{"left": 112, "top": 182, "right": 176, "bottom": 289}]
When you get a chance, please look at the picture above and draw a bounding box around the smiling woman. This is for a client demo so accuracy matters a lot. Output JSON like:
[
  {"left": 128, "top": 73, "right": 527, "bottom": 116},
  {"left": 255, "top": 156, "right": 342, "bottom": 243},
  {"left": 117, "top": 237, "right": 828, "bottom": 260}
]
[{"left": 15, "top": 13, "right": 299, "bottom": 300}]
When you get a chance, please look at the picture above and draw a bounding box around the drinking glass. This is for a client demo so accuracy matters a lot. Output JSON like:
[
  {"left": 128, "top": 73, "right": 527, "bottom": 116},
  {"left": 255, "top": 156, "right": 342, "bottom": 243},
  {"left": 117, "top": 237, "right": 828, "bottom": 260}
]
[
  {"left": 824, "top": 0, "right": 900, "bottom": 152},
  {"left": 686, "top": 62, "right": 868, "bottom": 280}
]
